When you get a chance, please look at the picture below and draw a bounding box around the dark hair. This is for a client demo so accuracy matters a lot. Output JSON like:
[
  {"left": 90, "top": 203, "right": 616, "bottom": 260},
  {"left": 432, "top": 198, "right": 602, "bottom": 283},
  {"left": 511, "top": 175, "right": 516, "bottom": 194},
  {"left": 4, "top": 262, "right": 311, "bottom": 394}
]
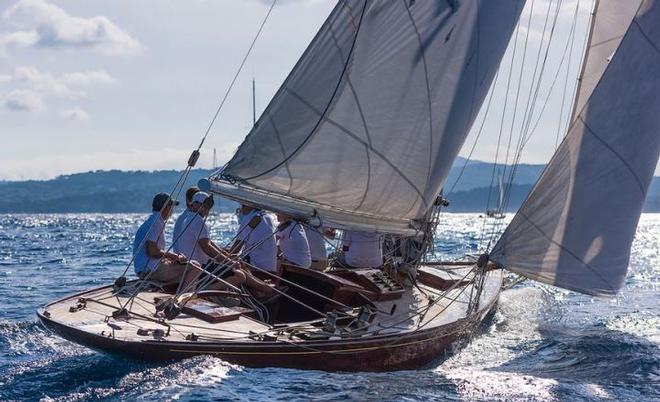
[{"left": 185, "top": 186, "right": 200, "bottom": 203}]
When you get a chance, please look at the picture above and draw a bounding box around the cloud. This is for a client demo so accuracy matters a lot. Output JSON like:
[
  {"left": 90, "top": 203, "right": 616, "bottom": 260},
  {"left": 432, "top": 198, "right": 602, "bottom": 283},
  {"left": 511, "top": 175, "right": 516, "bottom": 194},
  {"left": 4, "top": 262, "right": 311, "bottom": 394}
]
[
  {"left": 0, "top": 74, "right": 11, "bottom": 83},
  {"left": 10, "top": 66, "right": 114, "bottom": 98},
  {"left": 1, "top": 0, "right": 143, "bottom": 55},
  {"left": 3, "top": 88, "right": 44, "bottom": 111},
  {"left": 59, "top": 107, "right": 89, "bottom": 120}
]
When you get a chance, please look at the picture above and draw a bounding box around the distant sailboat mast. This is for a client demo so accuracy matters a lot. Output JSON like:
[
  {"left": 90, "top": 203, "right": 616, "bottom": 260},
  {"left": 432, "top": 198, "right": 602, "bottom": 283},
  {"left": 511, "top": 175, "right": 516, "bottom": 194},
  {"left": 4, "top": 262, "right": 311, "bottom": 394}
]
[{"left": 252, "top": 78, "right": 257, "bottom": 127}]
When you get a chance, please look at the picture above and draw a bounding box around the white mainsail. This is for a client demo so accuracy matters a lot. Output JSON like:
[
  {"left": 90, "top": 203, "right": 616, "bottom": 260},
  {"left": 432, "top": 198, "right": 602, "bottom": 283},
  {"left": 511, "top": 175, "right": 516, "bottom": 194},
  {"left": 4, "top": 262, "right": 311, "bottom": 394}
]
[
  {"left": 491, "top": 0, "right": 660, "bottom": 296},
  {"left": 209, "top": 0, "right": 526, "bottom": 234}
]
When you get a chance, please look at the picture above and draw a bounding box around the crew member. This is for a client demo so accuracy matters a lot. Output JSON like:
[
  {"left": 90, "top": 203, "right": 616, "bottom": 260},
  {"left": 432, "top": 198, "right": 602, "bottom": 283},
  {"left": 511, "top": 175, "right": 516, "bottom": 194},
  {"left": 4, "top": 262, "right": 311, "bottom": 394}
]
[
  {"left": 176, "top": 193, "right": 277, "bottom": 298},
  {"left": 305, "top": 226, "right": 334, "bottom": 271},
  {"left": 276, "top": 213, "right": 311, "bottom": 269},
  {"left": 172, "top": 185, "right": 199, "bottom": 251},
  {"left": 132, "top": 192, "right": 199, "bottom": 286},
  {"left": 338, "top": 230, "right": 383, "bottom": 268},
  {"left": 230, "top": 204, "right": 278, "bottom": 274}
]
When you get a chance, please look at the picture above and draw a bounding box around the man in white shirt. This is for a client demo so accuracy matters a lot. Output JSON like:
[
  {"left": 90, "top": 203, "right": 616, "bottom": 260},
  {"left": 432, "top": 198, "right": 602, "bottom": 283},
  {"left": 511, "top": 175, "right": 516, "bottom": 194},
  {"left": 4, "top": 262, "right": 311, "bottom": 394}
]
[
  {"left": 276, "top": 214, "right": 311, "bottom": 269},
  {"left": 172, "top": 186, "right": 198, "bottom": 250},
  {"left": 231, "top": 205, "right": 278, "bottom": 273},
  {"left": 338, "top": 230, "right": 383, "bottom": 268},
  {"left": 304, "top": 226, "right": 334, "bottom": 270},
  {"left": 177, "top": 193, "right": 276, "bottom": 298},
  {"left": 132, "top": 192, "right": 199, "bottom": 286}
]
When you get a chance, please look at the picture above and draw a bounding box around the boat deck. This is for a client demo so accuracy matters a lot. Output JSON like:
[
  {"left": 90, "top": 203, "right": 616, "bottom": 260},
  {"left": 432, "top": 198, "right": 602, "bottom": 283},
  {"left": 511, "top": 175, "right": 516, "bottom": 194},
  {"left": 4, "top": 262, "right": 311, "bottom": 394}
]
[{"left": 41, "top": 265, "right": 502, "bottom": 345}]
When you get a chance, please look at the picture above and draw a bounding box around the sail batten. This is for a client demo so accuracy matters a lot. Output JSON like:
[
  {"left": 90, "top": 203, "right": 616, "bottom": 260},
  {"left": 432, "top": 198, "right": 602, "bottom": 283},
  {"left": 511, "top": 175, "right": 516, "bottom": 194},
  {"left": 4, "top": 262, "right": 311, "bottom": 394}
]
[
  {"left": 492, "top": 0, "right": 660, "bottom": 296},
  {"left": 215, "top": 0, "right": 526, "bottom": 233}
]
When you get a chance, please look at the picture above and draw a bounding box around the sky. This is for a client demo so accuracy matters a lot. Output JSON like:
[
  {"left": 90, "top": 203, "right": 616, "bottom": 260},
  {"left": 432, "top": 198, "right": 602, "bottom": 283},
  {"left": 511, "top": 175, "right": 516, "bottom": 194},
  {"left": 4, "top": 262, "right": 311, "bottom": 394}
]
[{"left": 0, "top": 0, "right": 658, "bottom": 181}]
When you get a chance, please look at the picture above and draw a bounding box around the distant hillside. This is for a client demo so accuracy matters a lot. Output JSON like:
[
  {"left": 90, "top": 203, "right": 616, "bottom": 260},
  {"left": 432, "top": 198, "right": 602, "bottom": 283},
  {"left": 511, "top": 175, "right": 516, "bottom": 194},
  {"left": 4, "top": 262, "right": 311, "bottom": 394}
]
[
  {"left": 0, "top": 169, "right": 239, "bottom": 213},
  {"left": 0, "top": 163, "right": 657, "bottom": 213}
]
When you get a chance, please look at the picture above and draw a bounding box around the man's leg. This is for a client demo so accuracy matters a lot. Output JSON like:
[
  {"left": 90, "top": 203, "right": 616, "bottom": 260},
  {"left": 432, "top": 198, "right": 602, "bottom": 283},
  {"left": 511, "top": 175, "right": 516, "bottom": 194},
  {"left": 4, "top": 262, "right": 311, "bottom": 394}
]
[{"left": 240, "top": 266, "right": 277, "bottom": 298}]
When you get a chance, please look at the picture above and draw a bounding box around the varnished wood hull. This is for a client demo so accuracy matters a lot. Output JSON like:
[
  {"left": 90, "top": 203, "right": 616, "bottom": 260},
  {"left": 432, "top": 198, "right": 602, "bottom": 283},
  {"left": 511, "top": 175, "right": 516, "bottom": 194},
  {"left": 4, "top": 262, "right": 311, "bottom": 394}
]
[
  {"left": 37, "top": 266, "right": 502, "bottom": 371},
  {"left": 37, "top": 297, "right": 498, "bottom": 372}
]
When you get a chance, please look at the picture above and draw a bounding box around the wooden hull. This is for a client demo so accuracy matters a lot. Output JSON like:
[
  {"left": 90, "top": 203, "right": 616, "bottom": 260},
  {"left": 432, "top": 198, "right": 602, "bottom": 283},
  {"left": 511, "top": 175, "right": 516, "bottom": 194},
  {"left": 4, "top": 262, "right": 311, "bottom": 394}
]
[
  {"left": 39, "top": 308, "right": 496, "bottom": 372},
  {"left": 37, "top": 266, "right": 502, "bottom": 372}
]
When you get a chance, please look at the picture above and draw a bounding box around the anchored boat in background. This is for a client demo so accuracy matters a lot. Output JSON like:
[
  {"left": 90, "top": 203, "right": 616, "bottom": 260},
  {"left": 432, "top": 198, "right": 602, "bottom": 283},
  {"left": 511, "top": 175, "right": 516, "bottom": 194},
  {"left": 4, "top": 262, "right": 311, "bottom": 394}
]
[{"left": 38, "top": 0, "right": 660, "bottom": 371}]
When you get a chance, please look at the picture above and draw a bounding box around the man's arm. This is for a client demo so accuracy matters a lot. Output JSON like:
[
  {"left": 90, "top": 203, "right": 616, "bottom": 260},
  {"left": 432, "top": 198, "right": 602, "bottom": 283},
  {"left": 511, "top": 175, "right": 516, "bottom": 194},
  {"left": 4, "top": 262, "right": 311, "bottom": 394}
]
[
  {"left": 228, "top": 239, "right": 244, "bottom": 255},
  {"left": 198, "top": 238, "right": 231, "bottom": 262},
  {"left": 146, "top": 240, "right": 186, "bottom": 263}
]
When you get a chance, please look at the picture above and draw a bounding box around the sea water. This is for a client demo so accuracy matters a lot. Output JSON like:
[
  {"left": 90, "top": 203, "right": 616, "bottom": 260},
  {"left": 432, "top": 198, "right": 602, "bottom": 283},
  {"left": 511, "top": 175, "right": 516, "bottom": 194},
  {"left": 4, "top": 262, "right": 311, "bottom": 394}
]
[{"left": 0, "top": 213, "right": 657, "bottom": 401}]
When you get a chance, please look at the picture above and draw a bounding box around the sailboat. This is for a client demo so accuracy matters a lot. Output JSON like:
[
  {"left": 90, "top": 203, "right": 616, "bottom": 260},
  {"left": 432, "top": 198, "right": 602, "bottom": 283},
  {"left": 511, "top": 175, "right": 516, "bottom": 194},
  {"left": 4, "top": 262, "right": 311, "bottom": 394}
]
[
  {"left": 37, "top": 0, "right": 660, "bottom": 371},
  {"left": 486, "top": 170, "right": 506, "bottom": 219}
]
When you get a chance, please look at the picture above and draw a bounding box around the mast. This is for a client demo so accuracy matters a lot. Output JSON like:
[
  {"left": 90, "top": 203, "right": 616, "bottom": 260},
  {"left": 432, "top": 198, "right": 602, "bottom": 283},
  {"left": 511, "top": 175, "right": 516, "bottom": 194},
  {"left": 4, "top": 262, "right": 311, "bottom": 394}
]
[
  {"left": 252, "top": 78, "right": 256, "bottom": 127},
  {"left": 568, "top": 0, "right": 598, "bottom": 123}
]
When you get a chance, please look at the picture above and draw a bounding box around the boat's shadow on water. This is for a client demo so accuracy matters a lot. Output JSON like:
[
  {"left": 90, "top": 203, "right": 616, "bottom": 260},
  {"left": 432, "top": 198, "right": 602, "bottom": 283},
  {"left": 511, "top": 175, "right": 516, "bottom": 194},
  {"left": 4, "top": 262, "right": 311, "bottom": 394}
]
[{"left": 490, "top": 326, "right": 660, "bottom": 399}]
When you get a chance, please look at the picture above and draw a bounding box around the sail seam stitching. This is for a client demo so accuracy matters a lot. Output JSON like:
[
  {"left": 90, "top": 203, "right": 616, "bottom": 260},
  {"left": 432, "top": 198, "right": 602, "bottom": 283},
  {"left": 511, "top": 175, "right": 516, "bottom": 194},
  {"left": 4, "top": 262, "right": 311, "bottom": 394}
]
[
  {"left": 515, "top": 210, "right": 616, "bottom": 292},
  {"left": 236, "top": 0, "right": 369, "bottom": 182},
  {"left": 326, "top": 14, "right": 373, "bottom": 211},
  {"left": 633, "top": 19, "right": 660, "bottom": 56},
  {"left": 579, "top": 117, "right": 646, "bottom": 196},
  {"left": 402, "top": 0, "right": 434, "bottom": 210},
  {"left": 280, "top": 88, "right": 427, "bottom": 203},
  {"left": 268, "top": 114, "right": 294, "bottom": 195}
]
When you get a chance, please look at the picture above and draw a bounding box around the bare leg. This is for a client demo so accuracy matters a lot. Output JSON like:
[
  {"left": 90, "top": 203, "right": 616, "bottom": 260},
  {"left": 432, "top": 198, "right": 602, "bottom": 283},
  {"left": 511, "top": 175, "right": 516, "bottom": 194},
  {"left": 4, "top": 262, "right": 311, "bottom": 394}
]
[
  {"left": 239, "top": 267, "right": 277, "bottom": 298},
  {"left": 207, "top": 269, "right": 246, "bottom": 291}
]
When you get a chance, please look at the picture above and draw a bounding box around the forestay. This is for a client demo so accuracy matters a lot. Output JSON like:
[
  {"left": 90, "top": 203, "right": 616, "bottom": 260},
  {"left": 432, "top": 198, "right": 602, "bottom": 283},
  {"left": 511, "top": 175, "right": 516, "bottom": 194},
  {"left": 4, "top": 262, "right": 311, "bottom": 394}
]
[
  {"left": 212, "top": 0, "right": 525, "bottom": 234},
  {"left": 570, "top": 0, "right": 643, "bottom": 120},
  {"left": 491, "top": 0, "right": 660, "bottom": 296}
]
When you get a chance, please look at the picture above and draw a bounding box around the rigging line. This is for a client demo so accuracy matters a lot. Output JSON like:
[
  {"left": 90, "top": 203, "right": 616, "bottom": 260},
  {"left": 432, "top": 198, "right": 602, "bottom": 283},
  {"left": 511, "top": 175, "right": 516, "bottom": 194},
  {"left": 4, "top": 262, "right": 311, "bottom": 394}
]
[
  {"left": 501, "top": 0, "right": 535, "bottom": 190},
  {"left": 499, "top": 0, "right": 575, "bottom": 220},
  {"left": 515, "top": 0, "right": 556, "bottom": 146},
  {"left": 556, "top": 0, "right": 581, "bottom": 149},
  {"left": 118, "top": 165, "right": 193, "bottom": 279},
  {"left": 445, "top": 69, "right": 500, "bottom": 196},
  {"left": 478, "top": 13, "right": 521, "bottom": 251},
  {"left": 196, "top": 0, "right": 277, "bottom": 151},
  {"left": 523, "top": 0, "right": 579, "bottom": 148},
  {"left": 119, "top": 202, "right": 213, "bottom": 311},
  {"left": 494, "top": 0, "right": 563, "bottom": 226},
  {"left": 516, "top": 0, "right": 564, "bottom": 152},
  {"left": 491, "top": 0, "right": 565, "bottom": 244},
  {"left": 237, "top": 0, "right": 369, "bottom": 182},
  {"left": 566, "top": 0, "right": 595, "bottom": 126}
]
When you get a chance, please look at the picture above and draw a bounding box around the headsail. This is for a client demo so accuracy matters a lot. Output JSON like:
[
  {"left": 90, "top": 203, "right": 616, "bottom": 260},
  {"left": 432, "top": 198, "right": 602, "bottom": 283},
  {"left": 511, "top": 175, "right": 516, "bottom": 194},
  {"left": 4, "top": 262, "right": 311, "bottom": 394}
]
[
  {"left": 210, "top": 0, "right": 526, "bottom": 234},
  {"left": 570, "top": 0, "right": 644, "bottom": 121},
  {"left": 491, "top": 0, "right": 660, "bottom": 296}
]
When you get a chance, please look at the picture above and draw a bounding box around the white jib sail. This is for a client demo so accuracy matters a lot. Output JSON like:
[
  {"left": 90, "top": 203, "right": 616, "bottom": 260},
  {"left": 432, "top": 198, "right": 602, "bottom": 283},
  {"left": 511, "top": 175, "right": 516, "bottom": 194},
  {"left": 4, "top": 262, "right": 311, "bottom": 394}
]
[
  {"left": 211, "top": 0, "right": 525, "bottom": 234},
  {"left": 570, "top": 0, "right": 644, "bottom": 121},
  {"left": 491, "top": 0, "right": 660, "bottom": 296}
]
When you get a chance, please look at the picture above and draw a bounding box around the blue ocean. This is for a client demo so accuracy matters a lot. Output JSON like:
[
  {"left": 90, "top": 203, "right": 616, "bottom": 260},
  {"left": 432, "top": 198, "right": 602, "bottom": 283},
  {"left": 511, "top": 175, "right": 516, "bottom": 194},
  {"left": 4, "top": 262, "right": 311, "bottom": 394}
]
[{"left": 0, "top": 213, "right": 657, "bottom": 401}]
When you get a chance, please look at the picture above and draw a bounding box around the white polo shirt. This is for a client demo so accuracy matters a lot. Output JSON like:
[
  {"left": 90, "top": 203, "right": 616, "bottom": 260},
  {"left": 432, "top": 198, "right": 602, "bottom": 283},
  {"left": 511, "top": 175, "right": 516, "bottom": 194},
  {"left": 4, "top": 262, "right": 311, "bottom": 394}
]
[
  {"left": 172, "top": 209, "right": 191, "bottom": 251},
  {"left": 344, "top": 230, "right": 383, "bottom": 268},
  {"left": 277, "top": 221, "right": 312, "bottom": 268},
  {"left": 174, "top": 212, "right": 212, "bottom": 265},
  {"left": 305, "top": 226, "right": 327, "bottom": 262},
  {"left": 133, "top": 212, "right": 166, "bottom": 274},
  {"left": 237, "top": 210, "right": 277, "bottom": 272}
]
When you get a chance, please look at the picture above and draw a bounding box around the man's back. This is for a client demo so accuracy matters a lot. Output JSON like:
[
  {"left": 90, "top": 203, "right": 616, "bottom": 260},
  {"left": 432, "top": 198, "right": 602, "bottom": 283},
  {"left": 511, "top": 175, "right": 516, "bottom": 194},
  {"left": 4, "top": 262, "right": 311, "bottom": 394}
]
[
  {"left": 172, "top": 209, "right": 191, "bottom": 254},
  {"left": 278, "top": 222, "right": 311, "bottom": 268},
  {"left": 237, "top": 210, "right": 277, "bottom": 272},
  {"left": 174, "top": 211, "right": 212, "bottom": 265},
  {"left": 344, "top": 230, "right": 382, "bottom": 268},
  {"left": 132, "top": 212, "right": 165, "bottom": 274}
]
